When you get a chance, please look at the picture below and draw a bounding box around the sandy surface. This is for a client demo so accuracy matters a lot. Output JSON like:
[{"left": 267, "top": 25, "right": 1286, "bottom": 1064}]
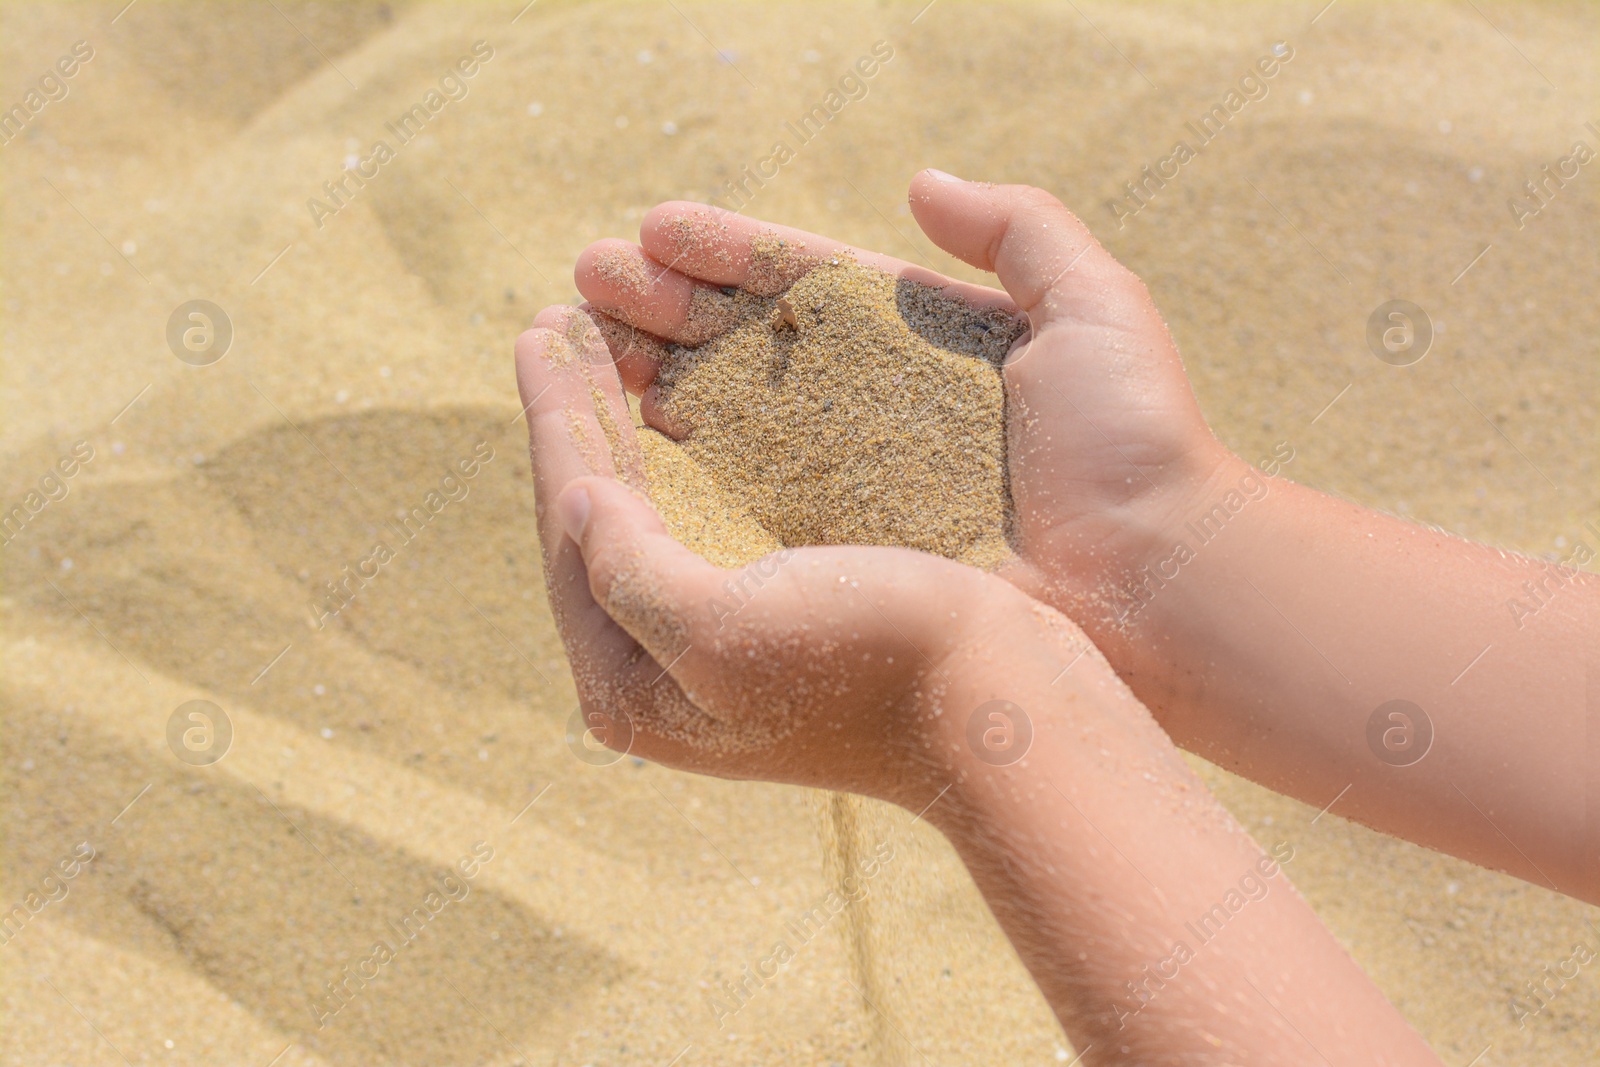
[
  {"left": 3, "top": 2, "right": 1597, "bottom": 1065},
  {"left": 651, "top": 260, "right": 1022, "bottom": 569}
]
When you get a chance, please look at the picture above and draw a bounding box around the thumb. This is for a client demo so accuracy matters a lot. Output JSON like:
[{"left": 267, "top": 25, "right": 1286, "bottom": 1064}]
[
  {"left": 907, "top": 170, "right": 1137, "bottom": 330},
  {"left": 555, "top": 476, "right": 719, "bottom": 668}
]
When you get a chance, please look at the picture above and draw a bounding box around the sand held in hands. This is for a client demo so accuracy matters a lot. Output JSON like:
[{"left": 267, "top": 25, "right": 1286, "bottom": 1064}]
[{"left": 643, "top": 260, "right": 1028, "bottom": 570}]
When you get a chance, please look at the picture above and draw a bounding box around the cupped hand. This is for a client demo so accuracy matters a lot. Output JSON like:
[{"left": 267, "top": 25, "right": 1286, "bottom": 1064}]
[
  {"left": 571, "top": 172, "right": 1242, "bottom": 631},
  {"left": 513, "top": 305, "right": 1088, "bottom": 807}
]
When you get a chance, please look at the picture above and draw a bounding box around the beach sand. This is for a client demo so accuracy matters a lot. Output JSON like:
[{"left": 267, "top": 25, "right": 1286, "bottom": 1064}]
[{"left": 3, "top": 2, "right": 1597, "bottom": 1064}]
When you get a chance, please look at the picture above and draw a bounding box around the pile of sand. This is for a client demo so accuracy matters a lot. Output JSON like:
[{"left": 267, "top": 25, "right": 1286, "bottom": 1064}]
[{"left": 647, "top": 259, "right": 1025, "bottom": 569}]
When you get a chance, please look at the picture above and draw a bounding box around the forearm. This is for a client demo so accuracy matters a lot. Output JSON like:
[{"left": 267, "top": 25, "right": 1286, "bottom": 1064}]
[
  {"left": 922, "top": 626, "right": 1439, "bottom": 1064},
  {"left": 1099, "top": 455, "right": 1599, "bottom": 902}
]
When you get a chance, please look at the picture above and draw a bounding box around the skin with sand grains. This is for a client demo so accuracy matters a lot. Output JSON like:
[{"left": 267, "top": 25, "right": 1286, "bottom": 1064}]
[
  {"left": 601, "top": 177, "right": 1600, "bottom": 916},
  {"left": 531, "top": 162, "right": 1600, "bottom": 1059},
  {"left": 516, "top": 175, "right": 1454, "bottom": 1062}
]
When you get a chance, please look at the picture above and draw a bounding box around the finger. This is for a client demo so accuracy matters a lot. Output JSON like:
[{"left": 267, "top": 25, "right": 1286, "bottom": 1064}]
[
  {"left": 571, "top": 299, "right": 688, "bottom": 439},
  {"left": 516, "top": 316, "right": 701, "bottom": 752},
  {"left": 514, "top": 320, "right": 607, "bottom": 634},
  {"left": 559, "top": 475, "right": 783, "bottom": 753},
  {"left": 580, "top": 304, "right": 669, "bottom": 395},
  {"left": 639, "top": 201, "right": 1016, "bottom": 313},
  {"left": 640, "top": 202, "right": 910, "bottom": 294},
  {"left": 578, "top": 211, "right": 1014, "bottom": 349},
  {"left": 906, "top": 172, "right": 1207, "bottom": 553},
  {"left": 554, "top": 517, "right": 720, "bottom": 771},
  {"left": 512, "top": 318, "right": 635, "bottom": 674},
  {"left": 514, "top": 322, "right": 601, "bottom": 523},
  {"left": 575, "top": 239, "right": 743, "bottom": 346},
  {"left": 583, "top": 305, "right": 688, "bottom": 438},
  {"left": 555, "top": 476, "right": 724, "bottom": 669},
  {"left": 906, "top": 169, "right": 1140, "bottom": 332},
  {"left": 558, "top": 473, "right": 818, "bottom": 736},
  {"left": 514, "top": 308, "right": 643, "bottom": 559},
  {"left": 567, "top": 610, "right": 724, "bottom": 767},
  {"left": 638, "top": 384, "right": 689, "bottom": 441},
  {"left": 549, "top": 476, "right": 770, "bottom": 766}
]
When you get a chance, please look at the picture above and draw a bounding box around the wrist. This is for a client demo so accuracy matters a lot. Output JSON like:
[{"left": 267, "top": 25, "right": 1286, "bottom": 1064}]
[
  {"left": 896, "top": 588, "right": 1132, "bottom": 816},
  {"left": 1043, "top": 443, "right": 1258, "bottom": 657}
]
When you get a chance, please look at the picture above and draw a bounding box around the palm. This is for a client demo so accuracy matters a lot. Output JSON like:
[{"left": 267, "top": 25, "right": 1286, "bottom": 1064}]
[{"left": 991, "top": 279, "right": 1218, "bottom": 608}]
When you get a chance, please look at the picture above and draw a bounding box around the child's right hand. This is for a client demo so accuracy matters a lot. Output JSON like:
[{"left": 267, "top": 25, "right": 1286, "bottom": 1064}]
[
  {"left": 571, "top": 174, "right": 1600, "bottom": 905},
  {"left": 571, "top": 172, "right": 1242, "bottom": 642}
]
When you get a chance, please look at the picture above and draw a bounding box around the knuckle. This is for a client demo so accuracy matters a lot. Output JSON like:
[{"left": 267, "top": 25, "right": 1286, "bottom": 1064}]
[{"left": 1014, "top": 184, "right": 1069, "bottom": 216}]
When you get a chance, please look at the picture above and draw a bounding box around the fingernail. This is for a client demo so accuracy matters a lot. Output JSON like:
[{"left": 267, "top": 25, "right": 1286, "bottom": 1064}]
[
  {"left": 926, "top": 168, "right": 965, "bottom": 183},
  {"left": 558, "top": 485, "right": 591, "bottom": 543}
]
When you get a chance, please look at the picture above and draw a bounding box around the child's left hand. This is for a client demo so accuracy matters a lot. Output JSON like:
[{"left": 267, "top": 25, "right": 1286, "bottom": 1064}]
[{"left": 513, "top": 305, "right": 1103, "bottom": 808}]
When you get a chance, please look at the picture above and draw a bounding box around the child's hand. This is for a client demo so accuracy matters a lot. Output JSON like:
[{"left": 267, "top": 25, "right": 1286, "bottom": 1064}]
[
  {"left": 512, "top": 305, "right": 1088, "bottom": 807},
  {"left": 513, "top": 305, "right": 1444, "bottom": 1064},
  {"left": 568, "top": 176, "right": 1600, "bottom": 905},
  {"left": 570, "top": 171, "right": 1237, "bottom": 628}
]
